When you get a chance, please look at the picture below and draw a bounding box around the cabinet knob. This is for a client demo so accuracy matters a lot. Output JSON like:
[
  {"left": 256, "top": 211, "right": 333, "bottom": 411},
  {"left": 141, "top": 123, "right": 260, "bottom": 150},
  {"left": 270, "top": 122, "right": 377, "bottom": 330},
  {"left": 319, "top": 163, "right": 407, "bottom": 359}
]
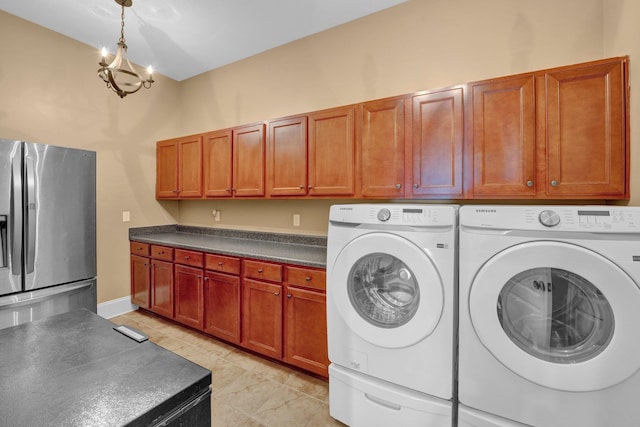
[
  {"left": 287, "top": 294, "right": 292, "bottom": 299},
  {"left": 231, "top": 188, "right": 236, "bottom": 192},
  {"left": 204, "top": 277, "right": 209, "bottom": 281},
  {"left": 257, "top": 268, "right": 264, "bottom": 273},
  {"left": 413, "top": 183, "right": 418, "bottom": 189},
  {"left": 551, "top": 180, "right": 558, "bottom": 187},
  {"left": 395, "top": 183, "right": 402, "bottom": 189},
  {"left": 307, "top": 185, "right": 313, "bottom": 189},
  {"left": 299, "top": 185, "right": 305, "bottom": 189},
  {"left": 274, "top": 292, "right": 280, "bottom": 296},
  {"left": 218, "top": 262, "right": 223, "bottom": 266},
  {"left": 305, "top": 276, "right": 311, "bottom": 282},
  {"left": 225, "top": 188, "right": 231, "bottom": 192},
  {"left": 184, "top": 256, "right": 190, "bottom": 260},
  {"left": 526, "top": 180, "right": 534, "bottom": 187}
]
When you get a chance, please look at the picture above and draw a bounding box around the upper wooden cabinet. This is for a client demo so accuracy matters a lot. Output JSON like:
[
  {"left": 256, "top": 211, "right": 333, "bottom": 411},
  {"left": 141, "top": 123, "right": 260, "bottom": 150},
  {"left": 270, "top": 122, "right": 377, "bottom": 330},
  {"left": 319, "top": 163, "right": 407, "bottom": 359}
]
[
  {"left": 203, "top": 129, "right": 233, "bottom": 197},
  {"left": 308, "top": 106, "right": 356, "bottom": 196},
  {"left": 156, "top": 134, "right": 203, "bottom": 199},
  {"left": 203, "top": 124, "right": 266, "bottom": 198},
  {"left": 267, "top": 115, "right": 308, "bottom": 196},
  {"left": 541, "top": 59, "right": 627, "bottom": 198},
  {"left": 358, "top": 97, "right": 406, "bottom": 198},
  {"left": 470, "top": 56, "right": 628, "bottom": 199},
  {"left": 409, "top": 88, "right": 464, "bottom": 198}
]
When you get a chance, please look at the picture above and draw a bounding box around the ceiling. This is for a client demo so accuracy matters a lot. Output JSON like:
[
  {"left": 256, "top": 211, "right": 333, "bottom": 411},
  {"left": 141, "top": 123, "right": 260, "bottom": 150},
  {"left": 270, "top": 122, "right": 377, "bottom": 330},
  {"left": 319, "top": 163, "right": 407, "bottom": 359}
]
[{"left": 0, "top": 0, "right": 407, "bottom": 82}]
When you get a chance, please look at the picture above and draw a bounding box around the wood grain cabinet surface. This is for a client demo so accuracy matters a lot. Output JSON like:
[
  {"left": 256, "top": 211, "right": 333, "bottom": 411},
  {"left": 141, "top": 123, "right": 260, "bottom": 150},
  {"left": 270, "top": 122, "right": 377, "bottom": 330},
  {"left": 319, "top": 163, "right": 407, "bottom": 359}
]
[{"left": 156, "top": 134, "right": 203, "bottom": 199}]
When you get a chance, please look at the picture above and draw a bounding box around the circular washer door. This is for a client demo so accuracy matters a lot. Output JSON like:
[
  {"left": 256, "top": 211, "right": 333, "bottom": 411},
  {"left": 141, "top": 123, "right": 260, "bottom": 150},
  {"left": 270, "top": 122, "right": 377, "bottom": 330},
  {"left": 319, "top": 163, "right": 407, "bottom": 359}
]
[
  {"left": 330, "top": 232, "right": 444, "bottom": 348},
  {"left": 469, "top": 241, "right": 640, "bottom": 391}
]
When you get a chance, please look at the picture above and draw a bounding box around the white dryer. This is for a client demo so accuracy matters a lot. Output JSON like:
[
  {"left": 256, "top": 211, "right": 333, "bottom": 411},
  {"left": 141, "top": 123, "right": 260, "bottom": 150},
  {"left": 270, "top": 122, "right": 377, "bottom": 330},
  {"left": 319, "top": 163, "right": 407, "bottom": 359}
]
[
  {"left": 458, "top": 205, "right": 640, "bottom": 427},
  {"left": 327, "top": 204, "right": 457, "bottom": 427}
]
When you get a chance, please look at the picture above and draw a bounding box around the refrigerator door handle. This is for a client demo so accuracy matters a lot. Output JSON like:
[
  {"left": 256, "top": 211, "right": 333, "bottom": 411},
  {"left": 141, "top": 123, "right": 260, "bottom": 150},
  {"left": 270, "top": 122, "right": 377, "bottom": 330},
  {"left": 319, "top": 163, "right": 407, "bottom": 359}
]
[
  {"left": 10, "top": 154, "right": 22, "bottom": 276},
  {"left": 25, "top": 156, "right": 36, "bottom": 274}
]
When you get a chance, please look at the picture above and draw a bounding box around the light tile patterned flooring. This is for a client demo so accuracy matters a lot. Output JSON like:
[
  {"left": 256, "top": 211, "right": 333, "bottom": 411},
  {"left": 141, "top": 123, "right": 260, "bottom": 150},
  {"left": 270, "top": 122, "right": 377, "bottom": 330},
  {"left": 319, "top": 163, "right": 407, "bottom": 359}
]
[{"left": 110, "top": 309, "right": 344, "bottom": 427}]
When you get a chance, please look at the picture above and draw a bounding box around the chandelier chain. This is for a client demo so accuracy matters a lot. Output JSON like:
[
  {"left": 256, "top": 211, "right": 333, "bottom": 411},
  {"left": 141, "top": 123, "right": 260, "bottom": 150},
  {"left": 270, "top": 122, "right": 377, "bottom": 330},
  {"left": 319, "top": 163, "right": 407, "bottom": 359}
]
[{"left": 120, "top": 4, "right": 126, "bottom": 43}]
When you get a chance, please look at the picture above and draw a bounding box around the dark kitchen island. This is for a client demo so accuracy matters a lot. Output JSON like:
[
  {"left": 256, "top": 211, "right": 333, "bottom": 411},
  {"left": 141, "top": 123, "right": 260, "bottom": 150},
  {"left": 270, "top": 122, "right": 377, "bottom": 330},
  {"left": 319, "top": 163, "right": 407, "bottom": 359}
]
[{"left": 0, "top": 309, "right": 211, "bottom": 426}]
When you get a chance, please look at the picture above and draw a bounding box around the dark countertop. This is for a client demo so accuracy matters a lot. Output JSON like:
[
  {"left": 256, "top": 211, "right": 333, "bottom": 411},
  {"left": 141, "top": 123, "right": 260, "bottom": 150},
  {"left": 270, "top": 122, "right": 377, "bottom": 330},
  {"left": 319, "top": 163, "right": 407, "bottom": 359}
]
[
  {"left": 0, "top": 309, "right": 211, "bottom": 426},
  {"left": 130, "top": 225, "right": 328, "bottom": 268}
]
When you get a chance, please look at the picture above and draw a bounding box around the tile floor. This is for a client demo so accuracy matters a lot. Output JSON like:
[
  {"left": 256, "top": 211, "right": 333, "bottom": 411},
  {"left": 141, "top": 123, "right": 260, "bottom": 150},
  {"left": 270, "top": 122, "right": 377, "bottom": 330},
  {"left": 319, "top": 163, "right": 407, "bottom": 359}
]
[{"left": 110, "top": 309, "right": 344, "bottom": 427}]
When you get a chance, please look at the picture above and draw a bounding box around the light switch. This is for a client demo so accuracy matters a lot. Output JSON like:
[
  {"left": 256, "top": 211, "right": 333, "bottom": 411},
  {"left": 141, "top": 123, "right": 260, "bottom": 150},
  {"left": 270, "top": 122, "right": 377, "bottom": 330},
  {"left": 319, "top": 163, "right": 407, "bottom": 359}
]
[
  {"left": 122, "top": 211, "right": 130, "bottom": 222},
  {"left": 293, "top": 214, "right": 300, "bottom": 227}
]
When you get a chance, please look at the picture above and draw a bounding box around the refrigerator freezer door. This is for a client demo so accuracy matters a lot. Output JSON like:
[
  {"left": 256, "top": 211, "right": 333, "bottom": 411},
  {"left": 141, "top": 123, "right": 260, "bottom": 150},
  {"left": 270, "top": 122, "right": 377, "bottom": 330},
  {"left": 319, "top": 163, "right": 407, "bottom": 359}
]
[
  {"left": 23, "top": 143, "right": 96, "bottom": 291},
  {"left": 0, "top": 140, "right": 22, "bottom": 296}
]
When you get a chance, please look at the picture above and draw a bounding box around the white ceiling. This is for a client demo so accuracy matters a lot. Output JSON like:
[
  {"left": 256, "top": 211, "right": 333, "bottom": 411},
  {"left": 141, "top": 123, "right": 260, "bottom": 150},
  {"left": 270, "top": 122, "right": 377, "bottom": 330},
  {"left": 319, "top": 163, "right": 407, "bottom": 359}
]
[{"left": 0, "top": 0, "right": 407, "bottom": 81}]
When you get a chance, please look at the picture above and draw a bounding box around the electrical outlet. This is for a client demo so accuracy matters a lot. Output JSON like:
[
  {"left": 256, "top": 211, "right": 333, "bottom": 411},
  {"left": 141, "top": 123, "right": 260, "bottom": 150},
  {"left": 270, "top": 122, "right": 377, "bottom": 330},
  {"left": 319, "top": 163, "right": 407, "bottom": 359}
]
[
  {"left": 122, "top": 211, "right": 130, "bottom": 222},
  {"left": 293, "top": 214, "right": 300, "bottom": 227},
  {"left": 214, "top": 210, "right": 221, "bottom": 222}
]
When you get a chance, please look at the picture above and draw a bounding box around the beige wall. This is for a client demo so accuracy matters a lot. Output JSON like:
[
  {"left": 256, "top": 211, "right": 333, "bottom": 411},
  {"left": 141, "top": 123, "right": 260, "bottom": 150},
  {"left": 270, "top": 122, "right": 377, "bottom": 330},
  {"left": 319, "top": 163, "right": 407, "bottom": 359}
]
[
  {"left": 1, "top": 0, "right": 638, "bottom": 304},
  {"left": 0, "top": 11, "right": 181, "bottom": 303}
]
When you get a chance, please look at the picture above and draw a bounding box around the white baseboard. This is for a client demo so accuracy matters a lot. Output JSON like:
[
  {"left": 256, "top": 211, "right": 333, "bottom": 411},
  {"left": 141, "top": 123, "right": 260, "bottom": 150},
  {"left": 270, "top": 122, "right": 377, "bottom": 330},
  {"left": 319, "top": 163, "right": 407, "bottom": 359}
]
[{"left": 98, "top": 296, "right": 138, "bottom": 319}]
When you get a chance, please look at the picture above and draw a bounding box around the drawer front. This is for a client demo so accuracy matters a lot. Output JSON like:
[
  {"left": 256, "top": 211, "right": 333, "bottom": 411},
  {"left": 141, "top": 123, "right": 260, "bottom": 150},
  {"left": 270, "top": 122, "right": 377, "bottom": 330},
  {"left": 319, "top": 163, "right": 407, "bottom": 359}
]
[
  {"left": 175, "top": 248, "right": 204, "bottom": 267},
  {"left": 151, "top": 245, "right": 173, "bottom": 261},
  {"left": 205, "top": 254, "right": 241, "bottom": 275},
  {"left": 243, "top": 260, "right": 282, "bottom": 283},
  {"left": 286, "top": 266, "right": 326, "bottom": 291},
  {"left": 130, "top": 241, "right": 150, "bottom": 256}
]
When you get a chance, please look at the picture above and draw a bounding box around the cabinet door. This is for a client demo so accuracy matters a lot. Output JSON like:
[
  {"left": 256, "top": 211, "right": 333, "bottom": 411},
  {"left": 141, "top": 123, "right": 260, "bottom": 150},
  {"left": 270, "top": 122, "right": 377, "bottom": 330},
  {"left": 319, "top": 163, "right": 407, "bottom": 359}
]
[
  {"left": 284, "top": 286, "right": 329, "bottom": 377},
  {"left": 267, "top": 116, "right": 308, "bottom": 196},
  {"left": 308, "top": 107, "right": 355, "bottom": 196},
  {"left": 543, "top": 59, "right": 627, "bottom": 197},
  {"left": 151, "top": 259, "right": 174, "bottom": 318},
  {"left": 410, "top": 88, "right": 464, "bottom": 197},
  {"left": 241, "top": 278, "right": 282, "bottom": 359},
  {"left": 471, "top": 75, "right": 535, "bottom": 196},
  {"left": 203, "top": 130, "right": 233, "bottom": 197},
  {"left": 156, "top": 139, "right": 178, "bottom": 199},
  {"left": 204, "top": 271, "right": 240, "bottom": 344},
  {"left": 359, "top": 98, "right": 405, "bottom": 197},
  {"left": 233, "top": 124, "right": 265, "bottom": 197},
  {"left": 174, "top": 264, "right": 204, "bottom": 330},
  {"left": 130, "top": 255, "right": 150, "bottom": 308},
  {"left": 177, "top": 135, "right": 203, "bottom": 198}
]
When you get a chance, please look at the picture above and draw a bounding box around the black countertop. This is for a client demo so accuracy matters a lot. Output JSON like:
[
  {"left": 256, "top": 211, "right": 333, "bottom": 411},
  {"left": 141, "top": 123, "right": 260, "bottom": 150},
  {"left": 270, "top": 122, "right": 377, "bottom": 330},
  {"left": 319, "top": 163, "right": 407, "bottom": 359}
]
[
  {"left": 0, "top": 309, "right": 211, "bottom": 426},
  {"left": 129, "top": 225, "right": 328, "bottom": 268}
]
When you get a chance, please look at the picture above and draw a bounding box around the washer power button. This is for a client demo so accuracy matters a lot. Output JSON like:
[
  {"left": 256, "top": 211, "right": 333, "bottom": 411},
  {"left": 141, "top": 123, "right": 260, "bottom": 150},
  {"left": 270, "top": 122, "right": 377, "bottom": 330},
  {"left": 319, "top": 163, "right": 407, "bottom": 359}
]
[
  {"left": 377, "top": 208, "right": 391, "bottom": 222},
  {"left": 539, "top": 210, "right": 560, "bottom": 227}
]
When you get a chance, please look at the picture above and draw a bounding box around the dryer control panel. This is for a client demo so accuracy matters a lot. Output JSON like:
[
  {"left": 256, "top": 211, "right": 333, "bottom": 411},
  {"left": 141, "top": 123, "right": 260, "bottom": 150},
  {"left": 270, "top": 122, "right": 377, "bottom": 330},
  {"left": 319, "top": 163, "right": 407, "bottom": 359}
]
[
  {"left": 461, "top": 205, "right": 640, "bottom": 233},
  {"left": 329, "top": 204, "right": 457, "bottom": 227}
]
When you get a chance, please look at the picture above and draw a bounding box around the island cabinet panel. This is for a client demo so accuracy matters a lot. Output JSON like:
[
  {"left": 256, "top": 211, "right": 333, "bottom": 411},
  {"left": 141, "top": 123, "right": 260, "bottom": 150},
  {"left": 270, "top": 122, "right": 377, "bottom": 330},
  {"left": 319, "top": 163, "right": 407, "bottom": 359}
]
[
  {"left": 409, "top": 88, "right": 464, "bottom": 197},
  {"left": 308, "top": 106, "right": 356, "bottom": 196},
  {"left": 541, "top": 58, "right": 627, "bottom": 197},
  {"left": 203, "top": 130, "right": 233, "bottom": 198},
  {"left": 156, "top": 134, "right": 203, "bottom": 199},
  {"left": 267, "top": 115, "right": 308, "bottom": 196},
  {"left": 358, "top": 97, "right": 406, "bottom": 198},
  {"left": 241, "top": 278, "right": 283, "bottom": 359},
  {"left": 232, "top": 123, "right": 266, "bottom": 197},
  {"left": 469, "top": 75, "right": 536, "bottom": 197},
  {"left": 203, "top": 271, "right": 241, "bottom": 344}
]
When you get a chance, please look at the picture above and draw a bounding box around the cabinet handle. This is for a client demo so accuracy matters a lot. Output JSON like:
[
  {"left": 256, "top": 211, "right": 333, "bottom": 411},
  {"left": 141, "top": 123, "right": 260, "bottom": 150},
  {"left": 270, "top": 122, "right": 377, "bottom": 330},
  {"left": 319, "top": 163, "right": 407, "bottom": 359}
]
[
  {"left": 218, "top": 262, "right": 223, "bottom": 266},
  {"left": 287, "top": 294, "right": 292, "bottom": 299},
  {"left": 526, "top": 180, "right": 534, "bottom": 187},
  {"left": 274, "top": 292, "right": 280, "bottom": 296},
  {"left": 413, "top": 183, "right": 418, "bottom": 189},
  {"left": 305, "top": 276, "right": 311, "bottom": 282},
  {"left": 395, "top": 183, "right": 402, "bottom": 189},
  {"left": 551, "top": 180, "right": 558, "bottom": 186},
  {"left": 257, "top": 268, "right": 264, "bottom": 273}
]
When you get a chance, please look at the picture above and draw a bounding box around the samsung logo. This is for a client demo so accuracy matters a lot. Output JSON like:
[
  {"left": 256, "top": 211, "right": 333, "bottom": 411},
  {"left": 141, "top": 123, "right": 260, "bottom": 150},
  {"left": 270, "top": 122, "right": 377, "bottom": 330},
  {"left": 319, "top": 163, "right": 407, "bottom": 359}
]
[
  {"left": 476, "top": 209, "right": 497, "bottom": 213},
  {"left": 339, "top": 207, "right": 354, "bottom": 211}
]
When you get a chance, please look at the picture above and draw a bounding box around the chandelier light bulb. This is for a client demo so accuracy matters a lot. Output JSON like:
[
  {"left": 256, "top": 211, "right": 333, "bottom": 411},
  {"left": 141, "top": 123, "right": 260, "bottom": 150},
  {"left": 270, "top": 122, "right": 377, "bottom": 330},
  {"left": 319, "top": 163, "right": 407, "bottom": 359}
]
[{"left": 97, "top": 0, "right": 154, "bottom": 98}]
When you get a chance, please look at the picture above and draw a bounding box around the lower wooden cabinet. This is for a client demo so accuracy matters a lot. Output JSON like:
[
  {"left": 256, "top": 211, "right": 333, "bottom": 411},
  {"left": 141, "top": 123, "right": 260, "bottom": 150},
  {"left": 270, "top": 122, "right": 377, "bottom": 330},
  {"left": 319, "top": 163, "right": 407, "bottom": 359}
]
[
  {"left": 204, "top": 271, "right": 241, "bottom": 344},
  {"left": 130, "top": 241, "right": 329, "bottom": 378},
  {"left": 241, "top": 278, "right": 283, "bottom": 359}
]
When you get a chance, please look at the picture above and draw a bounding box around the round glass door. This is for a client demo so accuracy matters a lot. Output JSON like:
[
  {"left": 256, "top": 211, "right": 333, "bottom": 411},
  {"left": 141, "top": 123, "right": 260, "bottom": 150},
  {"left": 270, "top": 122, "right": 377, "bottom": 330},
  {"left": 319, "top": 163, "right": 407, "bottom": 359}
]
[
  {"left": 348, "top": 253, "right": 420, "bottom": 328},
  {"left": 469, "top": 241, "right": 640, "bottom": 391},
  {"left": 330, "top": 233, "right": 444, "bottom": 348}
]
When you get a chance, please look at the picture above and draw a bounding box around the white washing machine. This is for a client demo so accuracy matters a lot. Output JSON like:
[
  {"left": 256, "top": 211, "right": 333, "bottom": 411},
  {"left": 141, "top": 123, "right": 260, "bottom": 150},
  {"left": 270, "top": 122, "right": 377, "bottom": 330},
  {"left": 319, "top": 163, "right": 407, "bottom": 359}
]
[
  {"left": 326, "top": 204, "right": 457, "bottom": 427},
  {"left": 458, "top": 205, "right": 640, "bottom": 427}
]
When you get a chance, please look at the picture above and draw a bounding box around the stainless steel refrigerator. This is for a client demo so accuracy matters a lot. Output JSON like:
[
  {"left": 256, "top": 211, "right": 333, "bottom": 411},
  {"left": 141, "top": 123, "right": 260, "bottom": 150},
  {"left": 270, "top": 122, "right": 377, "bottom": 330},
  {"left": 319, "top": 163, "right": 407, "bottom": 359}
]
[{"left": 0, "top": 139, "right": 96, "bottom": 329}]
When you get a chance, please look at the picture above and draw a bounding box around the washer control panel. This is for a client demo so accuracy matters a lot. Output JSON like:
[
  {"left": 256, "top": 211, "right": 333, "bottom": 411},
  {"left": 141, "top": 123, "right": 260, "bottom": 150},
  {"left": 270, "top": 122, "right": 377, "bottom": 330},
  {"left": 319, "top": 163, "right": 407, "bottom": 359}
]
[{"left": 329, "top": 204, "right": 457, "bottom": 227}]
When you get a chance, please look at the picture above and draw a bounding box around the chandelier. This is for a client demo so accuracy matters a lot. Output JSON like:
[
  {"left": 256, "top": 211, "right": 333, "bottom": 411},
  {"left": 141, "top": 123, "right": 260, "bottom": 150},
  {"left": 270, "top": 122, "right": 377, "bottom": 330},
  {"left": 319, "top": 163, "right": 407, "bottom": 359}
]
[{"left": 98, "top": 0, "right": 154, "bottom": 98}]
